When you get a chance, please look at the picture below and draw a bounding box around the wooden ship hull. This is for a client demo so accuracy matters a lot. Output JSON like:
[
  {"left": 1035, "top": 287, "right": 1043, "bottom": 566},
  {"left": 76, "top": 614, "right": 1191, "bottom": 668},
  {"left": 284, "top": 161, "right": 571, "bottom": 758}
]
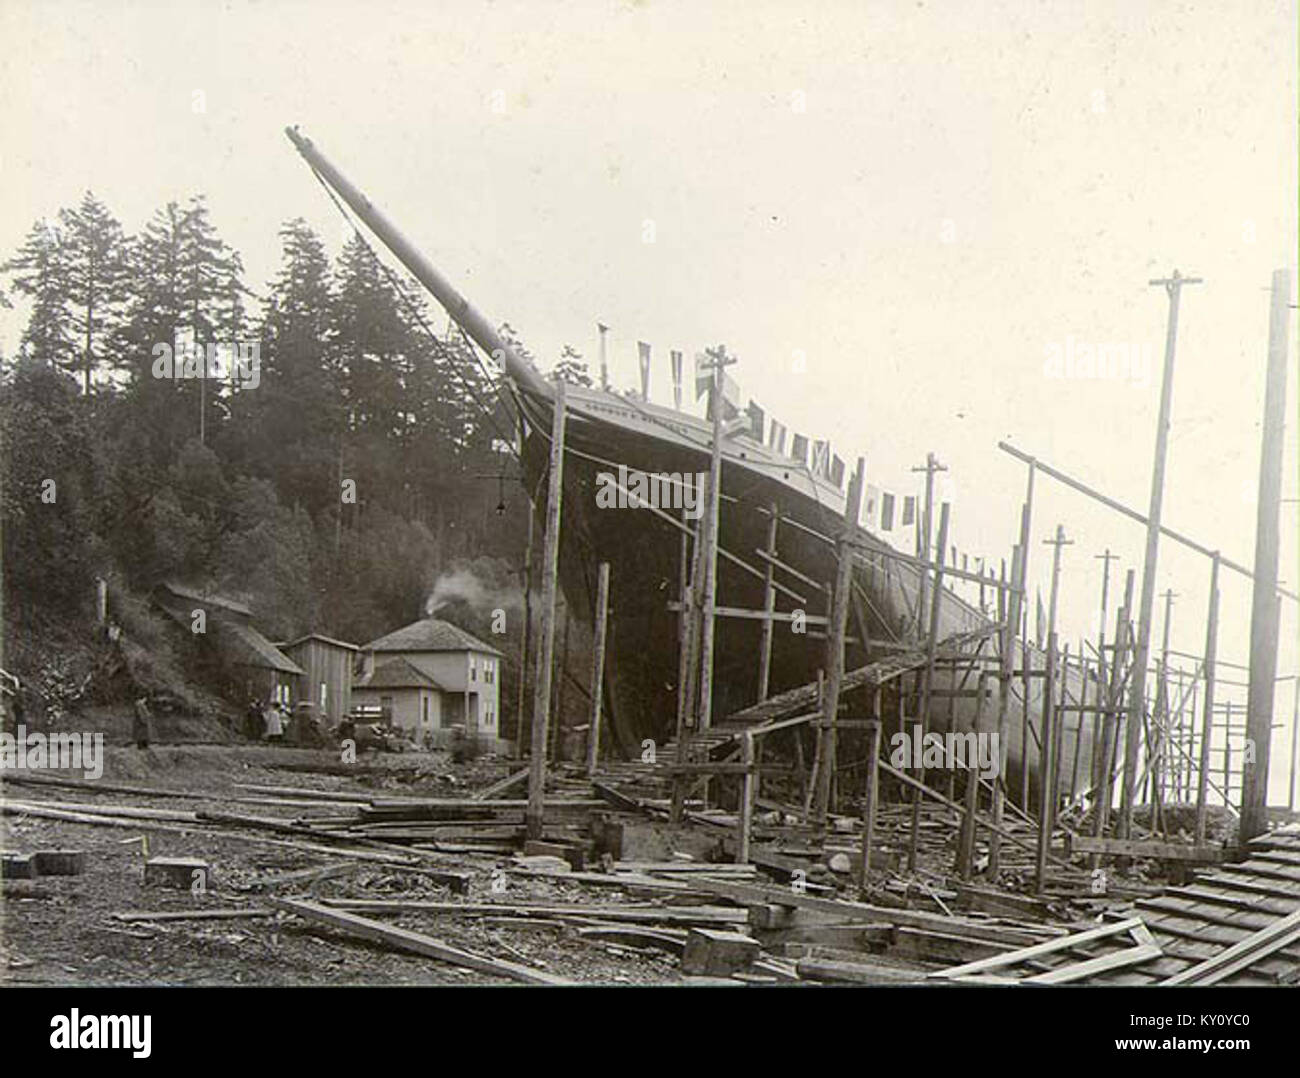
[
  {"left": 515, "top": 380, "right": 1097, "bottom": 808},
  {"left": 285, "top": 126, "right": 1098, "bottom": 811}
]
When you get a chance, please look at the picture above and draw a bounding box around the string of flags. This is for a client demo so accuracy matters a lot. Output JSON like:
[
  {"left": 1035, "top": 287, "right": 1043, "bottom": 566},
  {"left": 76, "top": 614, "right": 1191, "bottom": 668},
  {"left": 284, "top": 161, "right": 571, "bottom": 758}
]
[{"left": 608, "top": 330, "right": 994, "bottom": 592}]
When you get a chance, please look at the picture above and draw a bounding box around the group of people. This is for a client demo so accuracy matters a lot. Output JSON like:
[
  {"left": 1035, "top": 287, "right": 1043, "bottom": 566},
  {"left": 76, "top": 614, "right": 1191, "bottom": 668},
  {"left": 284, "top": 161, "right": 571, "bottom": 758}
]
[{"left": 245, "top": 698, "right": 291, "bottom": 743}]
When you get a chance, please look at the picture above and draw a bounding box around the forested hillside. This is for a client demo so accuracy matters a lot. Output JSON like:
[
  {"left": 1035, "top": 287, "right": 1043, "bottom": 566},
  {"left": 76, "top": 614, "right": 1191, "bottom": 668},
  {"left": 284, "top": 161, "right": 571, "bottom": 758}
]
[{"left": 0, "top": 192, "right": 590, "bottom": 734}]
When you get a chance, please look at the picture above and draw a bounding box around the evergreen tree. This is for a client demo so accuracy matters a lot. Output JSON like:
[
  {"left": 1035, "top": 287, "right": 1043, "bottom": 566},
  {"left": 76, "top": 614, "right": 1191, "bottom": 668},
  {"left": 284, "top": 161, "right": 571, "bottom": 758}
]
[
  {"left": 58, "top": 192, "right": 130, "bottom": 395},
  {"left": 1, "top": 219, "right": 75, "bottom": 371}
]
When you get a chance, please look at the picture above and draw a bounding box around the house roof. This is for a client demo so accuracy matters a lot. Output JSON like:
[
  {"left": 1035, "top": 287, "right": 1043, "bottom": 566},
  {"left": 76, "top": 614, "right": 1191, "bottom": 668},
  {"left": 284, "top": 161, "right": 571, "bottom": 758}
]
[
  {"left": 363, "top": 618, "right": 502, "bottom": 657},
  {"left": 278, "top": 633, "right": 360, "bottom": 653},
  {"left": 356, "top": 656, "right": 446, "bottom": 691},
  {"left": 218, "top": 620, "right": 305, "bottom": 675},
  {"left": 157, "top": 581, "right": 253, "bottom": 618}
]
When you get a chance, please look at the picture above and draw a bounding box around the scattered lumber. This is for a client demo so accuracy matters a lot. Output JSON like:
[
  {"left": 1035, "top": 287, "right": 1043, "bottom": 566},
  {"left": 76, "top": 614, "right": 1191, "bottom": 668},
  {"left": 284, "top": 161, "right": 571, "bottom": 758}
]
[
  {"left": 30, "top": 850, "right": 86, "bottom": 876},
  {"left": 1067, "top": 835, "right": 1226, "bottom": 863},
  {"left": 145, "top": 857, "right": 211, "bottom": 889},
  {"left": 236, "top": 862, "right": 359, "bottom": 892},
  {"left": 4, "top": 798, "right": 198, "bottom": 823},
  {"left": 684, "top": 877, "right": 1059, "bottom": 947},
  {"left": 473, "top": 768, "right": 529, "bottom": 800},
  {"left": 681, "top": 928, "right": 760, "bottom": 975},
  {"left": 114, "top": 909, "right": 275, "bottom": 923},
  {"left": 1160, "top": 907, "right": 1300, "bottom": 986},
  {"left": 929, "top": 916, "right": 1161, "bottom": 983},
  {"left": 320, "top": 899, "right": 749, "bottom": 926},
  {"left": 575, "top": 925, "right": 686, "bottom": 954},
  {"left": 796, "top": 957, "right": 928, "bottom": 984},
  {"left": 271, "top": 897, "right": 573, "bottom": 985}
]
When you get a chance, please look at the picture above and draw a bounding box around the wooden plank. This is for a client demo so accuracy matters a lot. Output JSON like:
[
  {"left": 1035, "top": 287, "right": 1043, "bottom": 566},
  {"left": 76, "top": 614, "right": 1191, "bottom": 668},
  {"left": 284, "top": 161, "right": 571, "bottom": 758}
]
[
  {"left": 796, "top": 957, "right": 928, "bottom": 984},
  {"left": 1160, "top": 907, "right": 1300, "bottom": 986},
  {"left": 114, "top": 908, "right": 274, "bottom": 923},
  {"left": 929, "top": 917, "right": 1144, "bottom": 979},
  {"left": 1067, "top": 835, "right": 1225, "bottom": 862},
  {"left": 1024, "top": 942, "right": 1162, "bottom": 984},
  {"left": 322, "top": 899, "right": 748, "bottom": 925},
  {"left": 271, "top": 897, "right": 572, "bottom": 984},
  {"left": 473, "top": 768, "right": 529, "bottom": 801},
  {"left": 685, "top": 877, "right": 1055, "bottom": 946}
]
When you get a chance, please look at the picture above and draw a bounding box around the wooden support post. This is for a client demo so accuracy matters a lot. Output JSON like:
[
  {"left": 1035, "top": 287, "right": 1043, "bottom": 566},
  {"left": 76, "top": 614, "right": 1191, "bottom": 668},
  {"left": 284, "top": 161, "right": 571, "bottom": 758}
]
[
  {"left": 912, "top": 453, "right": 948, "bottom": 636},
  {"left": 1289, "top": 677, "right": 1299, "bottom": 815},
  {"left": 858, "top": 714, "right": 882, "bottom": 897},
  {"left": 907, "top": 501, "right": 950, "bottom": 870},
  {"left": 1121, "top": 269, "right": 1202, "bottom": 839},
  {"left": 671, "top": 489, "right": 707, "bottom": 823},
  {"left": 813, "top": 460, "right": 865, "bottom": 828},
  {"left": 1036, "top": 523, "right": 1070, "bottom": 894},
  {"left": 1223, "top": 700, "right": 1233, "bottom": 805},
  {"left": 1097, "top": 570, "right": 1135, "bottom": 849},
  {"left": 757, "top": 504, "right": 780, "bottom": 703},
  {"left": 989, "top": 549, "right": 1016, "bottom": 876},
  {"left": 1151, "top": 588, "right": 1177, "bottom": 824},
  {"left": 1035, "top": 630, "right": 1057, "bottom": 896},
  {"left": 585, "top": 561, "right": 611, "bottom": 778},
  {"left": 1241, "top": 268, "right": 1291, "bottom": 841},
  {"left": 737, "top": 731, "right": 755, "bottom": 863},
  {"left": 514, "top": 506, "right": 535, "bottom": 759},
  {"left": 957, "top": 672, "right": 987, "bottom": 879},
  {"left": 552, "top": 601, "right": 571, "bottom": 763},
  {"left": 527, "top": 380, "right": 567, "bottom": 841},
  {"left": 695, "top": 345, "right": 737, "bottom": 736}
]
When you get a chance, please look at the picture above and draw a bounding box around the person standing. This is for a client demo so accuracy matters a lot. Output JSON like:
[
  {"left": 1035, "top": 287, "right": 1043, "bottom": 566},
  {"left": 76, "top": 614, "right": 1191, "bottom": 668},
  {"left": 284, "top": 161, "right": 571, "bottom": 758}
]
[
  {"left": 264, "top": 699, "right": 284, "bottom": 743},
  {"left": 132, "top": 696, "right": 152, "bottom": 750}
]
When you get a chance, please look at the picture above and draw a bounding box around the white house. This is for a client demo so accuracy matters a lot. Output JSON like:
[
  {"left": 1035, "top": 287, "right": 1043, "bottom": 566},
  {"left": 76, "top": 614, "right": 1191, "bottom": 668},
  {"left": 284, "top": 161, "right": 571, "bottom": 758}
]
[{"left": 353, "top": 618, "right": 504, "bottom": 747}]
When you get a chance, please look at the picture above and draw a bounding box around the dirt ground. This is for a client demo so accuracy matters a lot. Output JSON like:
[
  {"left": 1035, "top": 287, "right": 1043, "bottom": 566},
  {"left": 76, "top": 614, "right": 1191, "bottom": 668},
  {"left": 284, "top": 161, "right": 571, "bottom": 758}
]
[{"left": 1, "top": 738, "right": 683, "bottom": 987}]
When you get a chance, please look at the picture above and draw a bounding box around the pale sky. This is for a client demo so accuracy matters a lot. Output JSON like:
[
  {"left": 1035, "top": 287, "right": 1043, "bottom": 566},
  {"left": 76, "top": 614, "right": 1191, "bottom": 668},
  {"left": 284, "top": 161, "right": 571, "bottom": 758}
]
[{"left": 3, "top": 0, "right": 1297, "bottom": 796}]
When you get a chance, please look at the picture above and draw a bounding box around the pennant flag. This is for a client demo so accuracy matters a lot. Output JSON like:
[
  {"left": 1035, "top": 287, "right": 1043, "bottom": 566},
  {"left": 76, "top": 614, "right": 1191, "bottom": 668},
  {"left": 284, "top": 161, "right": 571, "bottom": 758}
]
[
  {"left": 864, "top": 483, "right": 880, "bottom": 524},
  {"left": 670, "top": 350, "right": 683, "bottom": 410},
  {"left": 694, "top": 352, "right": 712, "bottom": 399},
  {"left": 811, "top": 440, "right": 830, "bottom": 477},
  {"left": 791, "top": 433, "right": 809, "bottom": 465},
  {"left": 638, "top": 341, "right": 651, "bottom": 399},
  {"left": 769, "top": 419, "right": 788, "bottom": 455},
  {"left": 831, "top": 454, "right": 845, "bottom": 488},
  {"left": 747, "top": 401, "right": 765, "bottom": 442},
  {"left": 880, "top": 492, "right": 895, "bottom": 531},
  {"left": 902, "top": 495, "right": 916, "bottom": 527},
  {"left": 695, "top": 353, "right": 741, "bottom": 419}
]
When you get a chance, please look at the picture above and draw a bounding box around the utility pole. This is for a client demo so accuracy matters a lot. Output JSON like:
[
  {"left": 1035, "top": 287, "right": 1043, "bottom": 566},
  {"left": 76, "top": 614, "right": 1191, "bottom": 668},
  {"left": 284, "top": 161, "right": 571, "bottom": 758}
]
[
  {"left": 1120, "top": 268, "right": 1201, "bottom": 839},
  {"left": 911, "top": 452, "right": 947, "bottom": 636},
  {"left": 1241, "top": 269, "right": 1291, "bottom": 841}
]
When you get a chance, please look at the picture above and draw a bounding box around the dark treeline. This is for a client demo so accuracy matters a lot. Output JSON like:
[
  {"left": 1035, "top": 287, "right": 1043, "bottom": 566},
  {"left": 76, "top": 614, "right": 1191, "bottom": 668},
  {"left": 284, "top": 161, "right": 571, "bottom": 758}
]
[{"left": 0, "top": 191, "right": 591, "bottom": 716}]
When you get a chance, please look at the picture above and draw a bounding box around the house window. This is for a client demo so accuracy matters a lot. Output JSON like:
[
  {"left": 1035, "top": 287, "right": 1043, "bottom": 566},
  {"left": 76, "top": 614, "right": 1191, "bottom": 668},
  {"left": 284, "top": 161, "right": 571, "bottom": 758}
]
[
  {"left": 320, "top": 682, "right": 328, "bottom": 708},
  {"left": 422, "top": 696, "right": 430, "bottom": 726},
  {"left": 469, "top": 655, "right": 476, "bottom": 682},
  {"left": 484, "top": 660, "right": 494, "bottom": 685}
]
